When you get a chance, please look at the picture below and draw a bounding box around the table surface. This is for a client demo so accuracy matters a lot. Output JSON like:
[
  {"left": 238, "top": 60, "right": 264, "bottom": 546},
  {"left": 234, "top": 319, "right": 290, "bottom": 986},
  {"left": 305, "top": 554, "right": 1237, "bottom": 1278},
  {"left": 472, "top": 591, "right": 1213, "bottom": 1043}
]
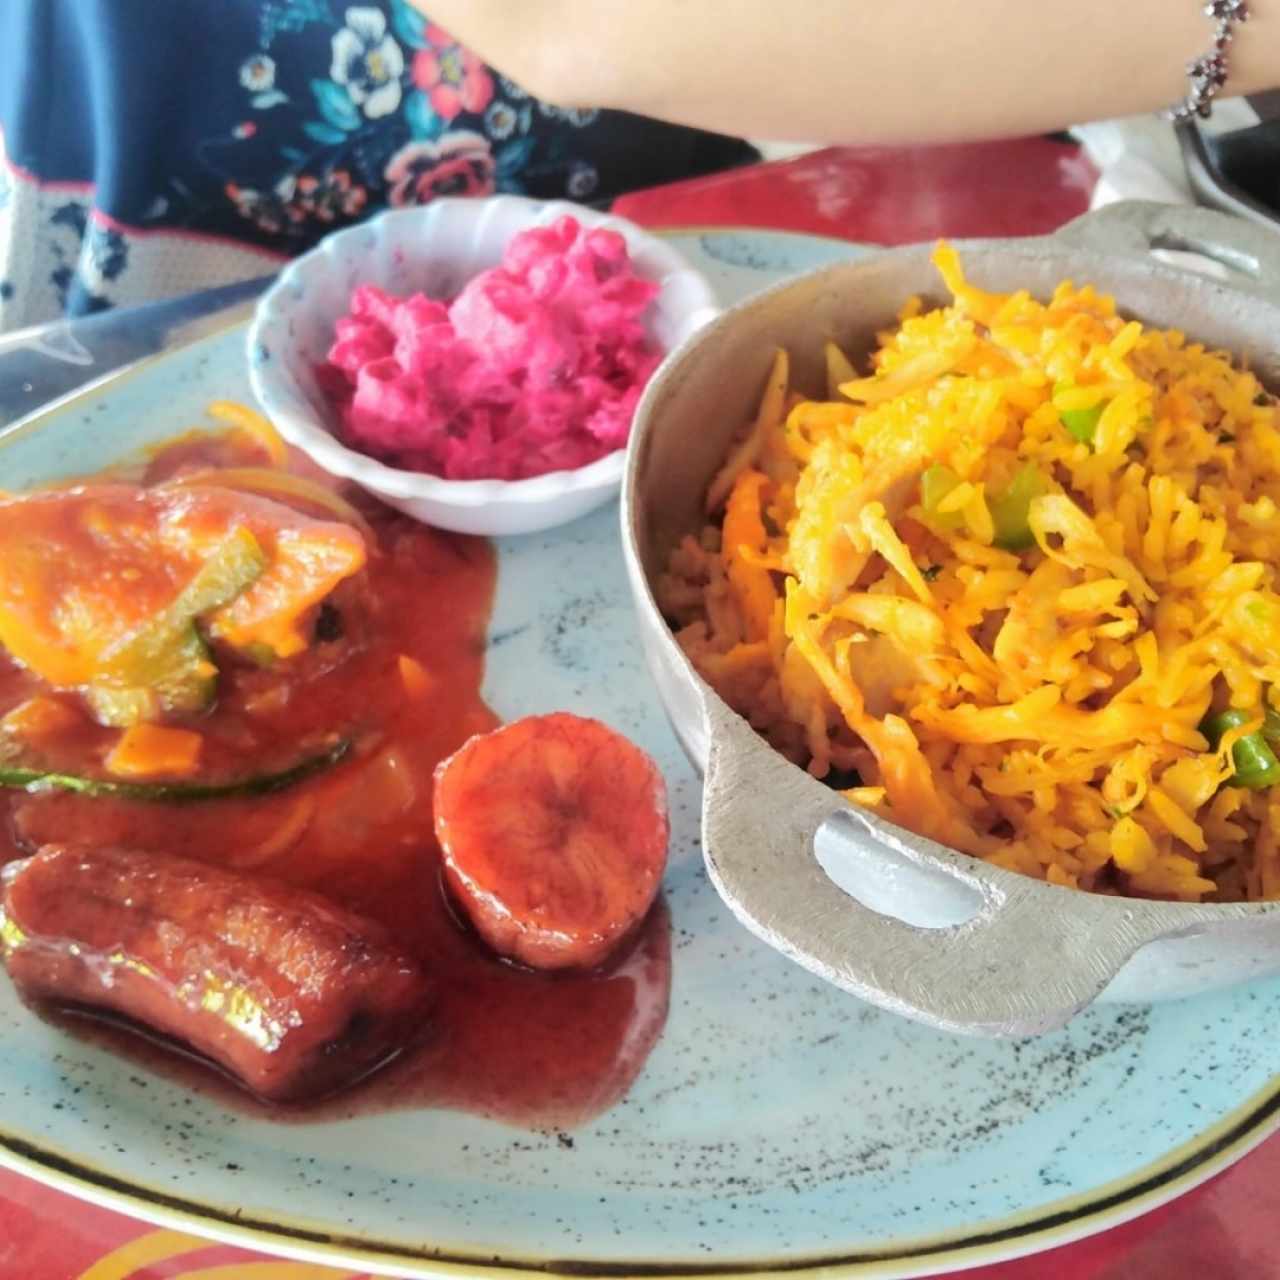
[{"left": 5, "top": 136, "right": 1280, "bottom": 1280}]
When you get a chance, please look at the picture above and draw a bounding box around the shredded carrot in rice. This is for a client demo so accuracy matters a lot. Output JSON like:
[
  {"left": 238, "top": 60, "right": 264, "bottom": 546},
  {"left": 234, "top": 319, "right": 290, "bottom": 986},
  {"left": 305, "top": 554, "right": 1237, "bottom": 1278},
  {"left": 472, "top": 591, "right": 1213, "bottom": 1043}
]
[{"left": 659, "top": 242, "right": 1280, "bottom": 903}]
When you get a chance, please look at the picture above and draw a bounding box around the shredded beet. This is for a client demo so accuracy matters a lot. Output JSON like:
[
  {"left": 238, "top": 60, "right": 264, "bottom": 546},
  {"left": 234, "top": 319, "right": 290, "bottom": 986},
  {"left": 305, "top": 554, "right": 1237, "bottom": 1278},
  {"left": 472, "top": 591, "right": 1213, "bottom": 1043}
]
[{"left": 322, "top": 215, "right": 661, "bottom": 481}]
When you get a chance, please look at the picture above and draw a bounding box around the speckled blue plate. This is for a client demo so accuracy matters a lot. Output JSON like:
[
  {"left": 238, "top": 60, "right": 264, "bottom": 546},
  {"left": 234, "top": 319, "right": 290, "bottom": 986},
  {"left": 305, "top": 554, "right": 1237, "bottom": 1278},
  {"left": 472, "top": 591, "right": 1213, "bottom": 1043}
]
[{"left": 1, "top": 230, "right": 1280, "bottom": 1280}]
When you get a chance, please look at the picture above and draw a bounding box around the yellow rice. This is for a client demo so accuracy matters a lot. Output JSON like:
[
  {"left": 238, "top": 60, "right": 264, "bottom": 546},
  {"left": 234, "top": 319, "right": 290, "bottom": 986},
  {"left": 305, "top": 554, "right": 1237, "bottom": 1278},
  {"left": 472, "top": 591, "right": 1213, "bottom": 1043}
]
[{"left": 658, "top": 242, "right": 1280, "bottom": 903}]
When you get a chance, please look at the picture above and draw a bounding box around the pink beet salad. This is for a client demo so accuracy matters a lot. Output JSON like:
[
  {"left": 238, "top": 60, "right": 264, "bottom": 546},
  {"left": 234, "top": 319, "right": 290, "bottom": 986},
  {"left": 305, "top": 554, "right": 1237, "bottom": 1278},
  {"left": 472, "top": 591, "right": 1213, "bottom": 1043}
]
[{"left": 320, "top": 215, "right": 662, "bottom": 481}]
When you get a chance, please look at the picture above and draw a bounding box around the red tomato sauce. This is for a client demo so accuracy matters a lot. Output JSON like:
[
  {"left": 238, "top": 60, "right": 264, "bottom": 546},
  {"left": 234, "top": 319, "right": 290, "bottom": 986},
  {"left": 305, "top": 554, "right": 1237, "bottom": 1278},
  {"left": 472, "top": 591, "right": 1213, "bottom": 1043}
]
[{"left": 0, "top": 434, "right": 671, "bottom": 1130}]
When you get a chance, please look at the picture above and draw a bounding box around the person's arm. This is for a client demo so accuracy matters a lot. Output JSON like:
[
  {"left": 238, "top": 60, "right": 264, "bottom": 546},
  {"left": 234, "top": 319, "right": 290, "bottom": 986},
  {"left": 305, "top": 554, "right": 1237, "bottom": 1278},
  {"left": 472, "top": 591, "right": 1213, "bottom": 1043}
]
[{"left": 410, "top": 0, "right": 1278, "bottom": 145}]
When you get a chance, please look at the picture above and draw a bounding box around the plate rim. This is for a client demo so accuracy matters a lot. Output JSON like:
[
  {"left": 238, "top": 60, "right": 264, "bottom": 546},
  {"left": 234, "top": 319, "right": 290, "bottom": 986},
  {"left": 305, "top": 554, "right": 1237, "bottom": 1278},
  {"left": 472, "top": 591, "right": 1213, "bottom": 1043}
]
[
  {"left": 1, "top": 228, "right": 1278, "bottom": 1278},
  {"left": 1, "top": 1069, "right": 1277, "bottom": 1279}
]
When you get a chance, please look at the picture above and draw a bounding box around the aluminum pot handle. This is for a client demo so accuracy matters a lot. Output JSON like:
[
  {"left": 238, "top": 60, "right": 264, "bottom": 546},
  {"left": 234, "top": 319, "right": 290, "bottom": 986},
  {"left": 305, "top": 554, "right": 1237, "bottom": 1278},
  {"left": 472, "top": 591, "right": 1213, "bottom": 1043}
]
[
  {"left": 698, "top": 693, "right": 1245, "bottom": 1037},
  {"left": 1053, "top": 200, "right": 1280, "bottom": 300}
]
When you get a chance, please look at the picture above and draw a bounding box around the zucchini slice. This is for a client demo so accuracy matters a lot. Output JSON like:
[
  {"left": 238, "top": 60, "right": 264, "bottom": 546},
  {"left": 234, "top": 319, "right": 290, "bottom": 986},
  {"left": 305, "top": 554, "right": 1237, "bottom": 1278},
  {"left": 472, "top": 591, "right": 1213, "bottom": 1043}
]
[{"left": 0, "top": 738, "right": 350, "bottom": 803}]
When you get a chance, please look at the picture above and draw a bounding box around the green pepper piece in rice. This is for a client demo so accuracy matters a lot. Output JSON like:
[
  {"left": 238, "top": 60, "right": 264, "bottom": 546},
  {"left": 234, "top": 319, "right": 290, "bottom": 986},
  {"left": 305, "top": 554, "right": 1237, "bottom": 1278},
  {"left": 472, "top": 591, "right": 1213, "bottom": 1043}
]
[{"left": 1202, "top": 708, "right": 1280, "bottom": 790}]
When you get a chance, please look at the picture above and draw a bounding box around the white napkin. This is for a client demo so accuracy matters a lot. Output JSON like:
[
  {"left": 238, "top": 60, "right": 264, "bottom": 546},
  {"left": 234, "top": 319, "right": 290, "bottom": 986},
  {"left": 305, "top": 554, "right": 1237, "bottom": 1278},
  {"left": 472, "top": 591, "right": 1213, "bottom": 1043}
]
[{"left": 1073, "top": 99, "right": 1260, "bottom": 210}]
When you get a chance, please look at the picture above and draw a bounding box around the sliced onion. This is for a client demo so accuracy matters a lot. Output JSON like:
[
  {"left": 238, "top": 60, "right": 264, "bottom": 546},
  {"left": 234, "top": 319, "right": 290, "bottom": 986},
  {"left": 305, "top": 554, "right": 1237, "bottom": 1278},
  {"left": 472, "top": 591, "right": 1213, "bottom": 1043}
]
[
  {"left": 229, "top": 795, "right": 316, "bottom": 868},
  {"left": 206, "top": 401, "right": 289, "bottom": 468},
  {"left": 165, "top": 467, "right": 377, "bottom": 547}
]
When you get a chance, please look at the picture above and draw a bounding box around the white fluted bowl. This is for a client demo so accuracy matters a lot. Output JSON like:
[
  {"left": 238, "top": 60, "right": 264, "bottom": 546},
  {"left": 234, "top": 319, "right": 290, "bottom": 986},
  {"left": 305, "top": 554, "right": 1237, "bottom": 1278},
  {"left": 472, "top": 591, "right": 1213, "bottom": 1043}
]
[{"left": 247, "top": 196, "right": 719, "bottom": 536}]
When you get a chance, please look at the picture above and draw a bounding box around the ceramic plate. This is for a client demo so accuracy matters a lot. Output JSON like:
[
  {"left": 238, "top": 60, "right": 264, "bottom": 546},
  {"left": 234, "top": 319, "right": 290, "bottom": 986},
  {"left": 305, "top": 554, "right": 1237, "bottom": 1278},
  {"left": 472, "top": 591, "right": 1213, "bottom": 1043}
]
[{"left": 2, "top": 230, "right": 1280, "bottom": 1280}]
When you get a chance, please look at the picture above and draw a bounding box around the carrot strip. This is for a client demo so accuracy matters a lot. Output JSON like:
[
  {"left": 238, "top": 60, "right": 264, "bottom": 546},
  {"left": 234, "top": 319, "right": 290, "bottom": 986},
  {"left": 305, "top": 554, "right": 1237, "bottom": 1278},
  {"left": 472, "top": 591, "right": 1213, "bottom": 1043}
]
[
  {"left": 398, "top": 654, "right": 434, "bottom": 700},
  {"left": 721, "top": 470, "right": 777, "bottom": 642},
  {"left": 705, "top": 349, "right": 788, "bottom": 513},
  {"left": 105, "top": 724, "right": 203, "bottom": 778}
]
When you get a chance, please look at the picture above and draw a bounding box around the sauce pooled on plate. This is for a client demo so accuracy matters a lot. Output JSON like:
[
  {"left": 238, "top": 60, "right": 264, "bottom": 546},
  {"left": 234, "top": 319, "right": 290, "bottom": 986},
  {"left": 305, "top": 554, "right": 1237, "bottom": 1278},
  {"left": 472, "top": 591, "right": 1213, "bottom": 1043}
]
[{"left": 0, "top": 420, "right": 670, "bottom": 1129}]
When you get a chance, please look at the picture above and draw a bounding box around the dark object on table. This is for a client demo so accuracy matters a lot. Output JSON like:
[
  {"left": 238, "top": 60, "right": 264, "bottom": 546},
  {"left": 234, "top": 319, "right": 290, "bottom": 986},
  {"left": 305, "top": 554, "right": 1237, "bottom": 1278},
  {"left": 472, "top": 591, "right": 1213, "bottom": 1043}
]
[{"left": 1178, "top": 116, "right": 1280, "bottom": 230}]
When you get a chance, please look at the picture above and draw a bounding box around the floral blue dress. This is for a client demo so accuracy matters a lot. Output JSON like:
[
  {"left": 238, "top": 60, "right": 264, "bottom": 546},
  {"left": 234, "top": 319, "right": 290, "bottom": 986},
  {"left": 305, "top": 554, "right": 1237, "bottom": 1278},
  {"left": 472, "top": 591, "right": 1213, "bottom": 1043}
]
[{"left": 0, "top": 0, "right": 754, "bottom": 331}]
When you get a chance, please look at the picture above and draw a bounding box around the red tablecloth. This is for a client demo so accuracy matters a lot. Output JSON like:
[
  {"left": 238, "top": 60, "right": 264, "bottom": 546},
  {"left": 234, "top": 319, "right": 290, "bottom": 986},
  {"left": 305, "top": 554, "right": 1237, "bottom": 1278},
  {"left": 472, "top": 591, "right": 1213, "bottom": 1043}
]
[
  {"left": 612, "top": 138, "right": 1099, "bottom": 243},
  {"left": 13, "top": 136, "right": 1280, "bottom": 1280}
]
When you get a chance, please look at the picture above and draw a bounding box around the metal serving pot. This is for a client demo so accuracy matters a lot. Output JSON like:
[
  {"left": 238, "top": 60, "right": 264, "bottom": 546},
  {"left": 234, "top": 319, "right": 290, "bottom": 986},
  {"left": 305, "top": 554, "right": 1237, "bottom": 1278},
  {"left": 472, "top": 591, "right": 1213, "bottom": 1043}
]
[{"left": 622, "top": 202, "right": 1280, "bottom": 1038}]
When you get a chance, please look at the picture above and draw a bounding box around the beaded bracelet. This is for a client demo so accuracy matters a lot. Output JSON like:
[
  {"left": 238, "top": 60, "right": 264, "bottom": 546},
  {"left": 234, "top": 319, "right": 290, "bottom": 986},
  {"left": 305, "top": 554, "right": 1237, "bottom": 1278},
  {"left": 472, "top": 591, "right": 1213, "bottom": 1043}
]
[{"left": 1168, "top": 0, "right": 1251, "bottom": 121}]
